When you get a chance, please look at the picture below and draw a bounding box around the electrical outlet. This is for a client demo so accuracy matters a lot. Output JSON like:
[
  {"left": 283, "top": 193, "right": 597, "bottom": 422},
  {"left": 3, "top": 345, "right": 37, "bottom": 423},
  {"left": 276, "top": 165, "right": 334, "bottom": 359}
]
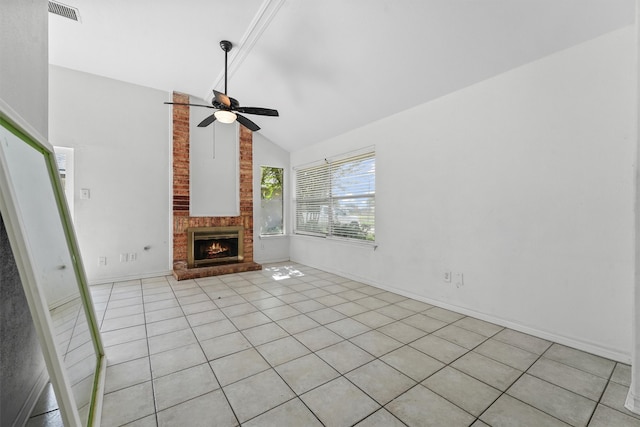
[
  {"left": 130, "top": 252, "right": 137, "bottom": 262},
  {"left": 98, "top": 256, "right": 107, "bottom": 266},
  {"left": 455, "top": 273, "right": 464, "bottom": 287},
  {"left": 120, "top": 253, "right": 129, "bottom": 262},
  {"left": 444, "top": 271, "right": 452, "bottom": 283}
]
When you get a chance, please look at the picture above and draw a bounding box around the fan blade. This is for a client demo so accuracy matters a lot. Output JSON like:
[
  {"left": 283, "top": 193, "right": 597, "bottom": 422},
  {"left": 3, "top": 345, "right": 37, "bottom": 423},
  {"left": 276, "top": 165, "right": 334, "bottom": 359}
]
[
  {"left": 235, "top": 114, "right": 260, "bottom": 132},
  {"left": 235, "top": 107, "right": 279, "bottom": 117},
  {"left": 164, "top": 102, "right": 215, "bottom": 109},
  {"left": 213, "top": 90, "right": 231, "bottom": 108},
  {"left": 197, "top": 114, "right": 217, "bottom": 128}
]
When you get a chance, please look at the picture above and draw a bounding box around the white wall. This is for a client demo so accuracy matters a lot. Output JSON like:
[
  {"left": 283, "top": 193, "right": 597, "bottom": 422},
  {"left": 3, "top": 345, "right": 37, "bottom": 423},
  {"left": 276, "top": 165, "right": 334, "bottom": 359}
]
[
  {"left": 49, "top": 66, "right": 172, "bottom": 283},
  {"left": 625, "top": 0, "right": 640, "bottom": 413},
  {"left": 0, "top": 0, "right": 48, "bottom": 136},
  {"left": 253, "top": 132, "right": 290, "bottom": 264},
  {"left": 290, "top": 27, "right": 636, "bottom": 361}
]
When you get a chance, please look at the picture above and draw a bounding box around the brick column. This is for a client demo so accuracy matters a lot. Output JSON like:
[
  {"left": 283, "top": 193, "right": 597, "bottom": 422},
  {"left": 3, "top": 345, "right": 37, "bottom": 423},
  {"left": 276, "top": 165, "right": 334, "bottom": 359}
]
[
  {"left": 171, "top": 92, "right": 256, "bottom": 269},
  {"left": 172, "top": 92, "right": 190, "bottom": 261}
]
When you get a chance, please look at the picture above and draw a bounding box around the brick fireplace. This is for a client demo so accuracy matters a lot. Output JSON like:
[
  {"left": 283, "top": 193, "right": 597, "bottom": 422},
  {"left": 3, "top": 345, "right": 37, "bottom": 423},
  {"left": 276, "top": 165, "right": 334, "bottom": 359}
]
[{"left": 171, "top": 92, "right": 261, "bottom": 280}]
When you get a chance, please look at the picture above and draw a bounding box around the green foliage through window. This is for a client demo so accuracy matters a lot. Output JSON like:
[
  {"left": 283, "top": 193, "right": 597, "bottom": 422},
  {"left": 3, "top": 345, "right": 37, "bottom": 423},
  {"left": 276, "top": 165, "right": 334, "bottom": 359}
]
[{"left": 260, "top": 166, "right": 284, "bottom": 235}]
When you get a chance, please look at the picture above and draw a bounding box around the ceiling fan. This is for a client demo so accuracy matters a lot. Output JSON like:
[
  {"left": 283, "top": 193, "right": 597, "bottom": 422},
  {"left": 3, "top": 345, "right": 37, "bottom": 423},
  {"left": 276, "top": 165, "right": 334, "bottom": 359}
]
[{"left": 165, "top": 40, "right": 278, "bottom": 132}]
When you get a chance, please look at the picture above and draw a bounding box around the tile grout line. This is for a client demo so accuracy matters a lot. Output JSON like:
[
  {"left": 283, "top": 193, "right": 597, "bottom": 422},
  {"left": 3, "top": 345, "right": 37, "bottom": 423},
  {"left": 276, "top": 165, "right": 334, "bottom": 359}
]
[{"left": 140, "top": 277, "right": 163, "bottom": 427}]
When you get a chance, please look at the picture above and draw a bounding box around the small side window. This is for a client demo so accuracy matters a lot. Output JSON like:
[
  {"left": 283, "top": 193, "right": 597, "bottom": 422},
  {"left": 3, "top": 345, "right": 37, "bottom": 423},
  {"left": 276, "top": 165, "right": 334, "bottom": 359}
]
[{"left": 260, "top": 166, "right": 284, "bottom": 235}]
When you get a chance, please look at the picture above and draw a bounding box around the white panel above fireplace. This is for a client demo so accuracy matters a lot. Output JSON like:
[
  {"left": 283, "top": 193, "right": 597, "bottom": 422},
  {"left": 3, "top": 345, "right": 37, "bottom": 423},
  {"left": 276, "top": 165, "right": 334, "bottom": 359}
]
[{"left": 189, "top": 98, "right": 240, "bottom": 217}]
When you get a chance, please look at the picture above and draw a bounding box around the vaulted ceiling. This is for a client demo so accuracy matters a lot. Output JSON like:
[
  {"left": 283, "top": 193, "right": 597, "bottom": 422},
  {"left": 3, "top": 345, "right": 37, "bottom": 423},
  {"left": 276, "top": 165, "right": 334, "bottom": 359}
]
[{"left": 48, "top": 0, "right": 635, "bottom": 152}]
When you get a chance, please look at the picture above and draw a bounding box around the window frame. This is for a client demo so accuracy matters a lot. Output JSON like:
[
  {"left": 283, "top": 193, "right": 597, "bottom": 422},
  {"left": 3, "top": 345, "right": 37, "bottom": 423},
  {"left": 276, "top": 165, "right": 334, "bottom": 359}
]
[{"left": 259, "top": 165, "right": 285, "bottom": 237}]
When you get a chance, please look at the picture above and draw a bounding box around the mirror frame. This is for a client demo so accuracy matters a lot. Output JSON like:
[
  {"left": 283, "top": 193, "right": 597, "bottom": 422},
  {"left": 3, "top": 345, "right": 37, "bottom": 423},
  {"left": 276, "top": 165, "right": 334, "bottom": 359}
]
[{"left": 0, "top": 98, "right": 105, "bottom": 426}]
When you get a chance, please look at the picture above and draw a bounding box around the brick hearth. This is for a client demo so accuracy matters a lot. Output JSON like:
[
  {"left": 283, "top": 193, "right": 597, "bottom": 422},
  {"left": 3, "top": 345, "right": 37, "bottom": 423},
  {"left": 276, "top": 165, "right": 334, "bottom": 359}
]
[{"left": 171, "top": 92, "right": 261, "bottom": 280}]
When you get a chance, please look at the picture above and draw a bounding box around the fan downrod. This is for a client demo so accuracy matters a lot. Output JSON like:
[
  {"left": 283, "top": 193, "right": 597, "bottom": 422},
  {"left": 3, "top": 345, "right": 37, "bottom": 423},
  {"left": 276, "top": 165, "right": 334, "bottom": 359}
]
[{"left": 220, "top": 40, "right": 232, "bottom": 52}]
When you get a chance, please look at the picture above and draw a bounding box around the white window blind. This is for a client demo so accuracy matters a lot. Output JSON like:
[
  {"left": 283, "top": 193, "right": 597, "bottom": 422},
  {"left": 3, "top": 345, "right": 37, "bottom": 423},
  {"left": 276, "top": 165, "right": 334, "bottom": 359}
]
[{"left": 295, "top": 151, "right": 375, "bottom": 241}]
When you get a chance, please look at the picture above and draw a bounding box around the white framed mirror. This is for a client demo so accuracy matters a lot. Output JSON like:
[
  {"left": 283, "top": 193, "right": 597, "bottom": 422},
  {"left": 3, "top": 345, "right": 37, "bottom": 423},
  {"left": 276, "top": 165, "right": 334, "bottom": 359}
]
[{"left": 0, "top": 99, "right": 105, "bottom": 426}]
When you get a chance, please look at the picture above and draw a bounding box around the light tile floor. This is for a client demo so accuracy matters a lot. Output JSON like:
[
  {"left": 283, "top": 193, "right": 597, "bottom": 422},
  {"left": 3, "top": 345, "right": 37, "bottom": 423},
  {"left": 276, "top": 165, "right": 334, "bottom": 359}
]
[{"left": 30, "top": 262, "right": 640, "bottom": 426}]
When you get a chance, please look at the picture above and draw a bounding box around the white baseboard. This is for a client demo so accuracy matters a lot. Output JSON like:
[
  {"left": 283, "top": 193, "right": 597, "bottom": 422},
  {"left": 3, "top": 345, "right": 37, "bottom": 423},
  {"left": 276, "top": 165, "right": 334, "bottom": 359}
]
[
  {"left": 254, "top": 256, "right": 290, "bottom": 265},
  {"left": 625, "top": 389, "right": 640, "bottom": 414},
  {"left": 47, "top": 292, "right": 80, "bottom": 311},
  {"left": 88, "top": 269, "right": 173, "bottom": 286}
]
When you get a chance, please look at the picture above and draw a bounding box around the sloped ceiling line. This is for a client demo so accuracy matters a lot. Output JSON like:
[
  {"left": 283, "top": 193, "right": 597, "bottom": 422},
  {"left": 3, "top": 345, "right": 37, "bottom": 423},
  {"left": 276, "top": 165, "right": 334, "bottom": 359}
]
[{"left": 205, "top": 0, "right": 286, "bottom": 102}]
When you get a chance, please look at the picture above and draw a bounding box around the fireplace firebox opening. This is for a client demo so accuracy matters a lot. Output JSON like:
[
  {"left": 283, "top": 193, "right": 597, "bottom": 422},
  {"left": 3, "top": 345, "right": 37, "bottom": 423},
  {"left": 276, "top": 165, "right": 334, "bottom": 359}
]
[{"left": 187, "top": 226, "right": 244, "bottom": 268}]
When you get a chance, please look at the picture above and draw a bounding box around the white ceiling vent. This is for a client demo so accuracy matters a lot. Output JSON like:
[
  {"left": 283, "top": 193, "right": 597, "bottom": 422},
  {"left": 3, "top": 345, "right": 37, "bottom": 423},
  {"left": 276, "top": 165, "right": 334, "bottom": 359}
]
[{"left": 48, "top": 1, "right": 80, "bottom": 22}]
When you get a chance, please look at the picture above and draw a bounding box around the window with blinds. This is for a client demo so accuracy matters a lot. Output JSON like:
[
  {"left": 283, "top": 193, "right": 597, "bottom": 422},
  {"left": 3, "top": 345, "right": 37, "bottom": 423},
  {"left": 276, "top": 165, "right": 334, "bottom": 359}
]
[{"left": 295, "top": 151, "right": 375, "bottom": 241}]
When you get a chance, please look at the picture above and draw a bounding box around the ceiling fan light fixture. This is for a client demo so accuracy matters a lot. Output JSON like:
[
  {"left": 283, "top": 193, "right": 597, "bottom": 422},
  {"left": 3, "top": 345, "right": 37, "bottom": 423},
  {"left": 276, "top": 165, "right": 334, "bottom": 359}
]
[
  {"left": 214, "top": 110, "right": 237, "bottom": 124},
  {"left": 164, "top": 38, "right": 277, "bottom": 132}
]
